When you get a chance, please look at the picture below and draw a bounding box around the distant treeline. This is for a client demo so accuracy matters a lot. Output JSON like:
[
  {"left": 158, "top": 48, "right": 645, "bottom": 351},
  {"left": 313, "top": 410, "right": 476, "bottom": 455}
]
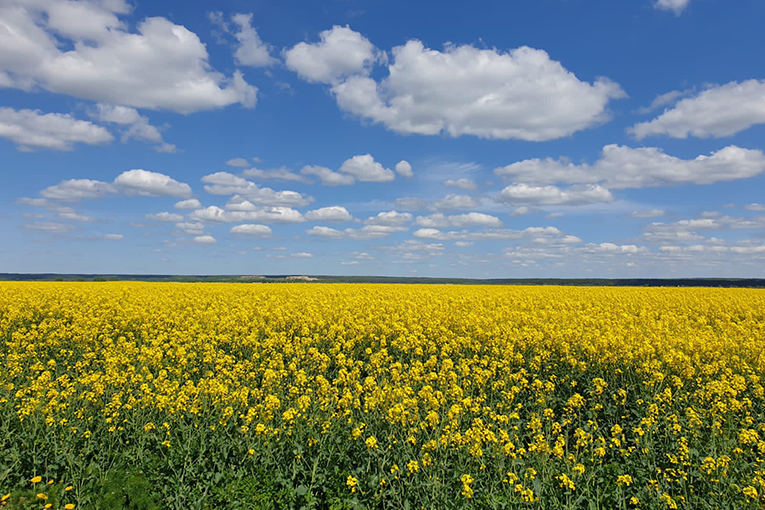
[{"left": 2, "top": 273, "right": 765, "bottom": 288}]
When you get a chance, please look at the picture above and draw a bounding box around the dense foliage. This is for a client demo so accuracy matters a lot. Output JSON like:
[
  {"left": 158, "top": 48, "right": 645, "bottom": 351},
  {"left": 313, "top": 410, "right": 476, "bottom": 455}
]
[{"left": 1, "top": 283, "right": 764, "bottom": 509}]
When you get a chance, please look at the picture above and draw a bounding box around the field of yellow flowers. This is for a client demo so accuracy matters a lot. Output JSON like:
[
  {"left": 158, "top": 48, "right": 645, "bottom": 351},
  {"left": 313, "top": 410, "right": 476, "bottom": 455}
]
[{"left": 1, "top": 282, "right": 764, "bottom": 509}]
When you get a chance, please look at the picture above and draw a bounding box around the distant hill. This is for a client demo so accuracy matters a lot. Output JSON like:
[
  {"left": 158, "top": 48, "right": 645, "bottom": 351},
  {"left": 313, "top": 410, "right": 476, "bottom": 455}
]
[{"left": 1, "top": 273, "right": 765, "bottom": 288}]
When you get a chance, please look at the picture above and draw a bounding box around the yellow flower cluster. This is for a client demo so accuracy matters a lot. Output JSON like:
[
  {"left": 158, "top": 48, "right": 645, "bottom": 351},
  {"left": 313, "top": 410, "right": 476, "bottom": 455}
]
[{"left": 1, "top": 282, "right": 764, "bottom": 508}]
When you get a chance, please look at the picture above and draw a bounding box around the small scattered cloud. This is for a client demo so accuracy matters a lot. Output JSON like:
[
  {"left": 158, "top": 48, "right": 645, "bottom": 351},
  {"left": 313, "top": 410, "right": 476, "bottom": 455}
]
[
  {"left": 395, "top": 160, "right": 413, "bottom": 178},
  {"left": 305, "top": 206, "right": 353, "bottom": 222},
  {"left": 339, "top": 154, "right": 395, "bottom": 182},
  {"left": 230, "top": 224, "right": 273, "bottom": 237},
  {"left": 115, "top": 170, "right": 192, "bottom": 198},
  {"left": 628, "top": 209, "right": 665, "bottom": 218},
  {"left": 194, "top": 235, "right": 217, "bottom": 244},
  {"left": 301, "top": 165, "right": 355, "bottom": 186},
  {"left": 174, "top": 199, "right": 202, "bottom": 210},
  {"left": 443, "top": 178, "right": 478, "bottom": 190},
  {"left": 145, "top": 212, "right": 184, "bottom": 222}
]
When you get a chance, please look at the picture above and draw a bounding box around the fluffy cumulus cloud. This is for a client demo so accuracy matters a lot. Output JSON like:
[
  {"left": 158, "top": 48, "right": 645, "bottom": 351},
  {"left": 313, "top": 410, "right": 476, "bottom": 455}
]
[
  {"left": 230, "top": 13, "right": 275, "bottom": 67},
  {"left": 175, "top": 222, "right": 204, "bottom": 235},
  {"left": 40, "top": 179, "right": 115, "bottom": 201},
  {"left": 114, "top": 170, "right": 192, "bottom": 198},
  {"left": 631, "top": 80, "right": 765, "bottom": 139},
  {"left": 300, "top": 165, "right": 355, "bottom": 186},
  {"left": 364, "top": 211, "right": 413, "bottom": 226},
  {"left": 306, "top": 226, "right": 345, "bottom": 239},
  {"left": 201, "top": 172, "right": 313, "bottom": 207},
  {"left": 230, "top": 224, "right": 273, "bottom": 237},
  {"left": 305, "top": 206, "right": 353, "bottom": 222},
  {"left": 395, "top": 161, "right": 413, "bottom": 178},
  {"left": 327, "top": 37, "right": 624, "bottom": 140},
  {"left": 655, "top": 0, "right": 694, "bottom": 15},
  {"left": 498, "top": 184, "right": 614, "bottom": 206},
  {"left": 283, "top": 25, "right": 381, "bottom": 84},
  {"left": 413, "top": 225, "right": 576, "bottom": 242},
  {"left": 226, "top": 158, "right": 250, "bottom": 168},
  {"left": 0, "top": 107, "right": 113, "bottom": 151},
  {"left": 193, "top": 235, "right": 216, "bottom": 244},
  {"left": 90, "top": 104, "right": 175, "bottom": 153},
  {"left": 495, "top": 145, "right": 765, "bottom": 189},
  {"left": 339, "top": 154, "right": 395, "bottom": 183},
  {"left": 189, "top": 205, "right": 304, "bottom": 224},
  {"left": 306, "top": 224, "right": 407, "bottom": 240},
  {"left": 415, "top": 213, "right": 503, "bottom": 228},
  {"left": 174, "top": 199, "right": 202, "bottom": 210},
  {"left": 145, "top": 212, "right": 184, "bottom": 222},
  {"left": 0, "top": 0, "right": 257, "bottom": 113}
]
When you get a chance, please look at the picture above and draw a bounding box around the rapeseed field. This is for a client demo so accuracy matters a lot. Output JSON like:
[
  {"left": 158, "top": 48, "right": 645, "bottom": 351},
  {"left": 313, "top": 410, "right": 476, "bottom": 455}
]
[{"left": 1, "top": 282, "right": 764, "bottom": 509}]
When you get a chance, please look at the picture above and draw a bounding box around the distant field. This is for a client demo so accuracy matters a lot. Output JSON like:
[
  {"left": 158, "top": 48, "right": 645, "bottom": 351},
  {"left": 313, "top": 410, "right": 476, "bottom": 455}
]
[{"left": 1, "top": 282, "right": 764, "bottom": 509}]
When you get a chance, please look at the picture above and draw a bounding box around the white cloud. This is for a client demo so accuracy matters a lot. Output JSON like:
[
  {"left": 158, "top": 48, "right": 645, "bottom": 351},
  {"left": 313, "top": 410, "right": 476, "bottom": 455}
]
[
  {"left": 395, "top": 197, "right": 430, "bottom": 211},
  {"left": 0, "top": 107, "right": 113, "bottom": 151},
  {"left": 283, "top": 25, "right": 381, "bottom": 84},
  {"left": 226, "top": 158, "right": 250, "bottom": 168},
  {"left": 744, "top": 203, "right": 765, "bottom": 212},
  {"left": 56, "top": 207, "right": 95, "bottom": 222},
  {"left": 0, "top": 0, "right": 257, "bottom": 113},
  {"left": 291, "top": 252, "right": 313, "bottom": 258},
  {"left": 330, "top": 40, "right": 624, "bottom": 140},
  {"left": 305, "top": 206, "right": 353, "bottom": 222},
  {"left": 174, "top": 198, "right": 202, "bottom": 210},
  {"left": 194, "top": 235, "right": 217, "bottom": 244},
  {"left": 17, "top": 198, "right": 49, "bottom": 207},
  {"left": 364, "top": 211, "right": 413, "bottom": 226},
  {"left": 189, "top": 205, "right": 304, "bottom": 224},
  {"left": 114, "top": 169, "right": 192, "bottom": 198},
  {"left": 395, "top": 160, "right": 413, "bottom": 178},
  {"left": 589, "top": 242, "right": 646, "bottom": 254},
  {"left": 91, "top": 103, "right": 173, "bottom": 152},
  {"left": 300, "top": 165, "right": 355, "bottom": 186},
  {"left": 102, "top": 233, "right": 124, "bottom": 240},
  {"left": 231, "top": 13, "right": 275, "bottom": 67},
  {"left": 40, "top": 179, "right": 115, "bottom": 201},
  {"left": 306, "top": 226, "right": 344, "bottom": 239},
  {"left": 346, "top": 225, "right": 407, "bottom": 240},
  {"left": 308, "top": 223, "right": 407, "bottom": 240},
  {"left": 201, "top": 172, "right": 313, "bottom": 207},
  {"left": 631, "top": 80, "right": 765, "bottom": 139},
  {"left": 636, "top": 90, "right": 687, "bottom": 114},
  {"left": 495, "top": 145, "right": 765, "bottom": 189},
  {"left": 511, "top": 207, "right": 532, "bottom": 217},
  {"left": 22, "top": 221, "right": 73, "bottom": 233},
  {"left": 175, "top": 222, "right": 204, "bottom": 235},
  {"left": 443, "top": 178, "right": 478, "bottom": 190},
  {"left": 415, "top": 213, "right": 503, "bottom": 228},
  {"left": 413, "top": 225, "right": 569, "bottom": 242},
  {"left": 655, "top": 0, "right": 693, "bottom": 15},
  {"left": 498, "top": 184, "right": 614, "bottom": 206},
  {"left": 230, "top": 224, "right": 272, "bottom": 237},
  {"left": 628, "top": 209, "right": 665, "bottom": 218},
  {"left": 243, "top": 167, "right": 313, "bottom": 184},
  {"left": 431, "top": 194, "right": 477, "bottom": 211},
  {"left": 339, "top": 154, "right": 395, "bottom": 182},
  {"left": 145, "top": 212, "right": 184, "bottom": 222}
]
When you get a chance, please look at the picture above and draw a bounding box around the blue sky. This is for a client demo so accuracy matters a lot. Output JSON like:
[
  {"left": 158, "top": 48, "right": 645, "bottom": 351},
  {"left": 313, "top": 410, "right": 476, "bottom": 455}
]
[{"left": 2, "top": 0, "right": 765, "bottom": 277}]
